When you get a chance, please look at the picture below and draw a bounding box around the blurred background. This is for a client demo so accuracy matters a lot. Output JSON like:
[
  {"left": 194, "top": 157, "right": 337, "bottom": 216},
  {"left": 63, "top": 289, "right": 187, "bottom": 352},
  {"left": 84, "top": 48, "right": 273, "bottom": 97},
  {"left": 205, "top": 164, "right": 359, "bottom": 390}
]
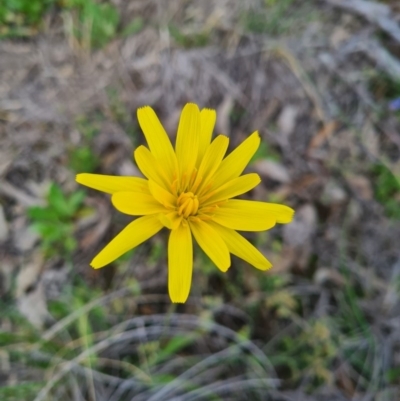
[{"left": 1, "top": 0, "right": 400, "bottom": 400}]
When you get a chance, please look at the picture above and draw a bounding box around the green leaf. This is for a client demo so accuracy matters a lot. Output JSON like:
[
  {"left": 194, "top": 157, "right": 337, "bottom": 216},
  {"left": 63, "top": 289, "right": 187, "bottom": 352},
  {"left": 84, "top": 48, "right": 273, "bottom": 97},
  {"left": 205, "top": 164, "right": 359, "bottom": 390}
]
[
  {"left": 67, "top": 190, "right": 86, "bottom": 213},
  {"left": 372, "top": 163, "right": 400, "bottom": 219},
  {"left": 0, "top": 382, "right": 44, "bottom": 400},
  {"left": 69, "top": 146, "right": 99, "bottom": 173},
  {"left": 0, "top": 0, "right": 57, "bottom": 34},
  {"left": 0, "top": 331, "right": 17, "bottom": 346},
  {"left": 168, "top": 25, "right": 209, "bottom": 48},
  {"left": 122, "top": 17, "right": 143, "bottom": 37},
  {"left": 48, "top": 183, "right": 73, "bottom": 218},
  {"left": 64, "top": 235, "right": 77, "bottom": 254},
  {"left": 386, "top": 367, "right": 400, "bottom": 383},
  {"left": 79, "top": 1, "right": 120, "bottom": 48},
  {"left": 151, "top": 334, "right": 197, "bottom": 366},
  {"left": 27, "top": 206, "right": 58, "bottom": 221}
]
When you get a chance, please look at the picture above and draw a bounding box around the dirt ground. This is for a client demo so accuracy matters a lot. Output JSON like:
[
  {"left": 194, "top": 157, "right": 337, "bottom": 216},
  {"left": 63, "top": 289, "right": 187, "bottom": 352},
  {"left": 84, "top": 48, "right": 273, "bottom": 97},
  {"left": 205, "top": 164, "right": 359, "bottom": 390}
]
[{"left": 1, "top": 0, "right": 400, "bottom": 400}]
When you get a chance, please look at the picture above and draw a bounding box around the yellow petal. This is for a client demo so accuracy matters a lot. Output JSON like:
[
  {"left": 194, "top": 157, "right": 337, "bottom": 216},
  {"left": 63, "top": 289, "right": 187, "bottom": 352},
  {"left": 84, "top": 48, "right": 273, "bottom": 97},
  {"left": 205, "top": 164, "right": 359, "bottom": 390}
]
[
  {"left": 168, "top": 223, "right": 193, "bottom": 303},
  {"left": 197, "top": 108, "right": 216, "bottom": 166},
  {"left": 259, "top": 202, "right": 295, "bottom": 223},
  {"left": 211, "top": 200, "right": 277, "bottom": 231},
  {"left": 158, "top": 212, "right": 182, "bottom": 230},
  {"left": 175, "top": 103, "right": 200, "bottom": 182},
  {"left": 91, "top": 215, "right": 163, "bottom": 268},
  {"left": 194, "top": 135, "right": 229, "bottom": 193},
  {"left": 211, "top": 131, "right": 260, "bottom": 190},
  {"left": 148, "top": 180, "right": 176, "bottom": 209},
  {"left": 76, "top": 174, "right": 149, "bottom": 194},
  {"left": 112, "top": 192, "right": 167, "bottom": 215},
  {"left": 137, "top": 106, "right": 178, "bottom": 180},
  {"left": 208, "top": 221, "right": 272, "bottom": 270},
  {"left": 134, "top": 146, "right": 170, "bottom": 190},
  {"left": 189, "top": 218, "right": 230, "bottom": 272},
  {"left": 201, "top": 173, "right": 261, "bottom": 206}
]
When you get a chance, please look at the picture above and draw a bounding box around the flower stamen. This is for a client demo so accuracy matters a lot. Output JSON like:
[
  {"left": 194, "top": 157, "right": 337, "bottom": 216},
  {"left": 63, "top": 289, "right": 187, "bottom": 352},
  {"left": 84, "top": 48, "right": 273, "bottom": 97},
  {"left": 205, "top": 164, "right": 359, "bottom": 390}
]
[{"left": 177, "top": 192, "right": 199, "bottom": 218}]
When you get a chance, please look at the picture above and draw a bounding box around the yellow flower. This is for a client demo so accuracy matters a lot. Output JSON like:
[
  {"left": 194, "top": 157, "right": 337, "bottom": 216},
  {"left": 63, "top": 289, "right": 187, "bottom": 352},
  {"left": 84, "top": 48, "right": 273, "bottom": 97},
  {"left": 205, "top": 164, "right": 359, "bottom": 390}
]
[{"left": 76, "top": 103, "right": 294, "bottom": 303}]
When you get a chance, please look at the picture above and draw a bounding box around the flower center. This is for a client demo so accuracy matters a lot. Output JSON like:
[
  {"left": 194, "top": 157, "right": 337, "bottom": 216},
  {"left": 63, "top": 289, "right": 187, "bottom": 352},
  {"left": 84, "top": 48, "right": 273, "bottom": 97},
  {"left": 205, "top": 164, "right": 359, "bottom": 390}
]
[{"left": 176, "top": 192, "right": 199, "bottom": 218}]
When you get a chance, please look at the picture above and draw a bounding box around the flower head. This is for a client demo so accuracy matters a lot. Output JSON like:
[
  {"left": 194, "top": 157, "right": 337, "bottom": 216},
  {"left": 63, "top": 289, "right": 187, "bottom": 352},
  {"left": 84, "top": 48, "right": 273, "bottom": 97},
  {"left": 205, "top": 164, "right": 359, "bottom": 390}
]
[{"left": 76, "top": 103, "right": 294, "bottom": 303}]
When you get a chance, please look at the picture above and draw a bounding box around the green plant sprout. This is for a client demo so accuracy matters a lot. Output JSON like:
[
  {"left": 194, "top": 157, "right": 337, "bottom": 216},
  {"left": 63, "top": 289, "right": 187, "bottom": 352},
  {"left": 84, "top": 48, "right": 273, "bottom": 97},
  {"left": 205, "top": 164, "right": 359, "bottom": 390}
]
[
  {"left": 68, "top": 116, "right": 101, "bottom": 173},
  {"left": 0, "top": 0, "right": 56, "bottom": 38},
  {"left": 168, "top": 25, "right": 210, "bottom": 49},
  {"left": 62, "top": 0, "right": 119, "bottom": 49},
  {"left": 372, "top": 163, "right": 400, "bottom": 219},
  {"left": 69, "top": 146, "right": 99, "bottom": 173},
  {"left": 27, "top": 183, "right": 86, "bottom": 259},
  {"left": 0, "top": 0, "right": 121, "bottom": 48}
]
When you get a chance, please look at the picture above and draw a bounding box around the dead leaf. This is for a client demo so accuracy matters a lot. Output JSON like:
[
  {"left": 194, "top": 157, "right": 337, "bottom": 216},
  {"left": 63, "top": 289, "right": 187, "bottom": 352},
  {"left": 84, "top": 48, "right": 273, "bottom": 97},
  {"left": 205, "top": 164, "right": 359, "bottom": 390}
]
[
  {"left": 361, "top": 121, "right": 380, "bottom": 157},
  {"left": 78, "top": 198, "right": 111, "bottom": 250},
  {"left": 0, "top": 181, "right": 44, "bottom": 207},
  {"left": 16, "top": 253, "right": 49, "bottom": 329},
  {"left": 251, "top": 99, "right": 280, "bottom": 131},
  {"left": 277, "top": 105, "right": 298, "bottom": 141},
  {"left": 101, "top": 148, "right": 126, "bottom": 170},
  {"left": 0, "top": 349, "right": 10, "bottom": 373},
  {"left": 330, "top": 26, "right": 351, "bottom": 48},
  {"left": 0, "top": 256, "right": 14, "bottom": 296},
  {"left": 284, "top": 204, "right": 317, "bottom": 246},
  {"left": 325, "top": 0, "right": 400, "bottom": 45},
  {"left": 252, "top": 160, "right": 291, "bottom": 183},
  {"left": 292, "top": 174, "right": 324, "bottom": 200},
  {"left": 308, "top": 121, "right": 337, "bottom": 155},
  {"left": 117, "top": 160, "right": 141, "bottom": 177},
  {"left": 0, "top": 150, "right": 13, "bottom": 176},
  {"left": 279, "top": 204, "right": 318, "bottom": 272},
  {"left": 347, "top": 199, "right": 363, "bottom": 224},
  {"left": 336, "top": 364, "right": 356, "bottom": 398},
  {"left": 314, "top": 267, "right": 345, "bottom": 287},
  {"left": 25, "top": 179, "right": 51, "bottom": 200},
  {"left": 13, "top": 217, "right": 39, "bottom": 252},
  {"left": 345, "top": 174, "right": 373, "bottom": 200},
  {"left": 0, "top": 204, "right": 9, "bottom": 242},
  {"left": 216, "top": 96, "right": 234, "bottom": 135},
  {"left": 321, "top": 179, "right": 347, "bottom": 205}
]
